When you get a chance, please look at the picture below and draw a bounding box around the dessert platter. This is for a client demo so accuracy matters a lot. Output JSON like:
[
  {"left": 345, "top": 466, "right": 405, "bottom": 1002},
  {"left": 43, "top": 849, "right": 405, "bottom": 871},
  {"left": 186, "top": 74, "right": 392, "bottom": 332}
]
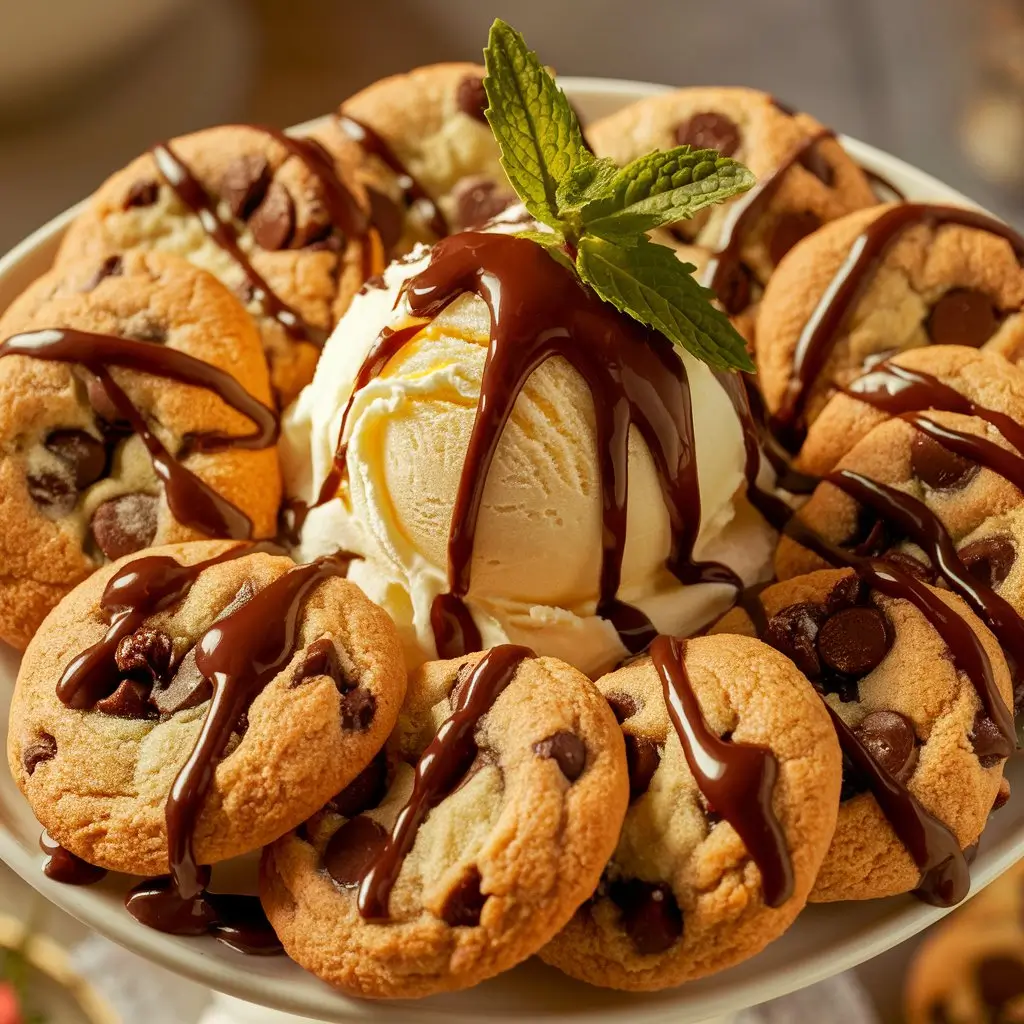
[{"left": 1, "top": 18, "right": 1023, "bottom": 1023}]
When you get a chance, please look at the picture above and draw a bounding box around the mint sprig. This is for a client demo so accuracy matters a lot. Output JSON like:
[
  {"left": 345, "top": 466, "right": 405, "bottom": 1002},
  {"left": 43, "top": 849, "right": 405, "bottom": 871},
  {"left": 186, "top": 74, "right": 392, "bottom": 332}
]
[{"left": 482, "top": 18, "right": 756, "bottom": 373}]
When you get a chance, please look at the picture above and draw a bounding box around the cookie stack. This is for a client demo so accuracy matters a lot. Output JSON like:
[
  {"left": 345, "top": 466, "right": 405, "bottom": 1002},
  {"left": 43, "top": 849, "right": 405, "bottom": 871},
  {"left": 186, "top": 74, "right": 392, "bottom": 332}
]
[{"left": 0, "top": 60, "right": 1022, "bottom": 1005}]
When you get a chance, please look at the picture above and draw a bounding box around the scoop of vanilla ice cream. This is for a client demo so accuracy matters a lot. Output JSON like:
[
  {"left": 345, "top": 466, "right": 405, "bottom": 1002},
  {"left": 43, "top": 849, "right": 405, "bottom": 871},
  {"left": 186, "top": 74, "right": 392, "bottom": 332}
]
[{"left": 282, "top": 245, "right": 774, "bottom": 675}]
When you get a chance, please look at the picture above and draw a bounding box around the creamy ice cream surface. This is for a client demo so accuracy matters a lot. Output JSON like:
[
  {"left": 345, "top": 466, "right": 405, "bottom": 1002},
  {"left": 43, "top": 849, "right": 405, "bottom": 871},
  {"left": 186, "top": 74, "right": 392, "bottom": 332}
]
[{"left": 282, "top": 244, "right": 775, "bottom": 676}]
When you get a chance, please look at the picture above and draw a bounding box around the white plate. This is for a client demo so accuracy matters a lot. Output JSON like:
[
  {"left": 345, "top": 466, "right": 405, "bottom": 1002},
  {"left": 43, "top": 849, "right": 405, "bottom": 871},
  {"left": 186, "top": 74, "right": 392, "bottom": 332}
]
[{"left": 0, "top": 78, "right": 1019, "bottom": 1024}]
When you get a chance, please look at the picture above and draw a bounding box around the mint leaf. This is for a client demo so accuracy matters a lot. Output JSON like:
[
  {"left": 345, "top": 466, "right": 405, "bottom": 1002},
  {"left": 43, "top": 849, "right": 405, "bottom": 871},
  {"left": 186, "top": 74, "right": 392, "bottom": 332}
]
[
  {"left": 556, "top": 156, "right": 619, "bottom": 212},
  {"left": 581, "top": 147, "right": 755, "bottom": 241},
  {"left": 483, "top": 19, "right": 591, "bottom": 228},
  {"left": 576, "top": 235, "right": 755, "bottom": 372}
]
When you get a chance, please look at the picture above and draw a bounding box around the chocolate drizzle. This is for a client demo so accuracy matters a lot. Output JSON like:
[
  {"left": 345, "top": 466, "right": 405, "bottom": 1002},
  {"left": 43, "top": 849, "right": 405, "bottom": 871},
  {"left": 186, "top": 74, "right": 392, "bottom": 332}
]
[
  {"left": 40, "top": 832, "right": 107, "bottom": 885},
  {"left": 651, "top": 635, "right": 794, "bottom": 905},
  {"left": 336, "top": 114, "right": 448, "bottom": 240},
  {"left": 356, "top": 644, "right": 532, "bottom": 919},
  {"left": 772, "top": 204, "right": 1024, "bottom": 447}
]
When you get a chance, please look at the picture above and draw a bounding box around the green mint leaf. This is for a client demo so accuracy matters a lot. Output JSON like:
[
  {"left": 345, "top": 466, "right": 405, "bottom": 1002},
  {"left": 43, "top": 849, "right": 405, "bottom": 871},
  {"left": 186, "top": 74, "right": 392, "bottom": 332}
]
[
  {"left": 515, "top": 229, "right": 576, "bottom": 272},
  {"left": 576, "top": 235, "right": 755, "bottom": 372},
  {"left": 556, "top": 156, "right": 619, "bottom": 212},
  {"left": 483, "top": 19, "right": 591, "bottom": 229},
  {"left": 581, "top": 147, "right": 755, "bottom": 241}
]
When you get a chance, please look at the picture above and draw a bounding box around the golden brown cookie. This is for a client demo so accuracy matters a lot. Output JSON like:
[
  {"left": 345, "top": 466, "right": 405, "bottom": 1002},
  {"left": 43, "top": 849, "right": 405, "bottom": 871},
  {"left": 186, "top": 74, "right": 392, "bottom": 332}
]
[
  {"left": 261, "top": 646, "right": 628, "bottom": 998},
  {"left": 56, "top": 123, "right": 376, "bottom": 405},
  {"left": 716, "top": 569, "right": 1012, "bottom": 902},
  {"left": 7, "top": 540, "right": 405, "bottom": 876},
  {"left": 0, "top": 251, "right": 280, "bottom": 650},
  {"left": 540, "top": 634, "right": 841, "bottom": 990}
]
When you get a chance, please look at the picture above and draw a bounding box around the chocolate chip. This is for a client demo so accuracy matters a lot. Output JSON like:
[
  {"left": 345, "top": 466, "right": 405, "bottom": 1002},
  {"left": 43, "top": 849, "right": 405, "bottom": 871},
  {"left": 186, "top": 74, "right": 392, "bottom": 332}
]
[
  {"left": 126, "top": 180, "right": 159, "bottom": 208},
  {"left": 456, "top": 74, "right": 488, "bottom": 122},
  {"left": 22, "top": 734, "right": 56, "bottom": 774},
  {"left": 115, "top": 627, "right": 173, "bottom": 684},
  {"left": 440, "top": 866, "right": 488, "bottom": 927},
  {"left": 323, "top": 815, "right": 388, "bottom": 887},
  {"left": 90, "top": 493, "right": 158, "bottom": 560},
  {"left": 716, "top": 261, "right": 755, "bottom": 315},
  {"left": 85, "top": 376, "right": 126, "bottom": 427},
  {"left": 880, "top": 550, "right": 937, "bottom": 584},
  {"left": 27, "top": 471, "right": 76, "bottom": 516},
  {"left": 366, "top": 188, "right": 404, "bottom": 252},
  {"left": 452, "top": 176, "right": 516, "bottom": 230},
  {"left": 295, "top": 638, "right": 356, "bottom": 691},
  {"left": 79, "top": 254, "right": 124, "bottom": 292},
  {"left": 624, "top": 734, "right": 661, "bottom": 801},
  {"left": 608, "top": 878, "right": 683, "bottom": 955},
  {"left": 817, "top": 607, "right": 891, "bottom": 676},
  {"left": 328, "top": 750, "right": 388, "bottom": 818},
  {"left": 972, "top": 709, "right": 1014, "bottom": 767},
  {"left": 763, "top": 602, "right": 827, "bottom": 678},
  {"left": 826, "top": 573, "right": 865, "bottom": 612},
  {"left": 94, "top": 679, "right": 150, "bottom": 719},
  {"left": 798, "top": 145, "right": 835, "bottom": 186},
  {"left": 911, "top": 432, "right": 978, "bottom": 490},
  {"left": 249, "top": 181, "right": 295, "bottom": 250},
  {"left": 220, "top": 154, "right": 271, "bottom": 220},
  {"left": 44, "top": 429, "right": 107, "bottom": 489},
  {"left": 854, "top": 710, "right": 918, "bottom": 782},
  {"left": 606, "top": 692, "right": 638, "bottom": 723},
  {"left": 151, "top": 646, "right": 213, "bottom": 715},
  {"left": 768, "top": 210, "right": 822, "bottom": 266},
  {"left": 675, "top": 112, "right": 740, "bottom": 157},
  {"left": 959, "top": 535, "right": 1016, "bottom": 590},
  {"left": 927, "top": 288, "right": 1000, "bottom": 348},
  {"left": 533, "top": 731, "right": 586, "bottom": 781},
  {"left": 339, "top": 688, "right": 376, "bottom": 732},
  {"left": 977, "top": 955, "right": 1024, "bottom": 1010}
]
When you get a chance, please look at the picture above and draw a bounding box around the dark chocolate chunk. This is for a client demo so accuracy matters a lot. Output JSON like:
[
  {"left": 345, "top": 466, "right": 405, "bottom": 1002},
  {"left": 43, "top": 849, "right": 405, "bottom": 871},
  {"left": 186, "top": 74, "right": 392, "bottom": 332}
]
[
  {"left": 115, "top": 627, "right": 173, "bottom": 684},
  {"left": 958, "top": 535, "right": 1016, "bottom": 590},
  {"left": 323, "top": 815, "right": 388, "bottom": 887},
  {"left": 798, "top": 145, "right": 835, "bottom": 186},
  {"left": 972, "top": 709, "right": 1014, "bottom": 768},
  {"left": 763, "top": 602, "right": 827, "bottom": 678},
  {"left": 328, "top": 750, "right": 388, "bottom": 818},
  {"left": 125, "top": 179, "right": 160, "bottom": 208},
  {"left": 715, "top": 261, "right": 755, "bottom": 315},
  {"left": 440, "top": 866, "right": 488, "bottom": 927},
  {"left": 880, "top": 550, "right": 937, "bottom": 584},
  {"left": 456, "top": 74, "right": 489, "bottom": 122},
  {"left": 79, "top": 255, "right": 123, "bottom": 292},
  {"left": 624, "top": 734, "right": 661, "bottom": 801},
  {"left": 249, "top": 181, "right": 295, "bottom": 250},
  {"left": 220, "top": 154, "right": 271, "bottom": 220},
  {"left": 94, "top": 679, "right": 151, "bottom": 719},
  {"left": 674, "top": 112, "right": 741, "bottom": 157},
  {"left": 826, "top": 573, "right": 865, "bottom": 612},
  {"left": 608, "top": 877, "right": 683, "bottom": 955},
  {"left": 927, "top": 288, "right": 999, "bottom": 349},
  {"left": 22, "top": 733, "right": 56, "bottom": 774},
  {"left": 606, "top": 691, "right": 638, "bottom": 723},
  {"left": 854, "top": 710, "right": 918, "bottom": 782},
  {"left": 90, "top": 493, "right": 158, "bottom": 560},
  {"left": 294, "top": 637, "right": 354, "bottom": 690},
  {"left": 44, "top": 430, "right": 107, "bottom": 489},
  {"left": 910, "top": 432, "right": 978, "bottom": 490},
  {"left": 817, "top": 607, "right": 891, "bottom": 676},
  {"left": 533, "top": 731, "right": 586, "bottom": 781},
  {"left": 339, "top": 688, "right": 376, "bottom": 732},
  {"left": 452, "top": 177, "right": 516, "bottom": 230},
  {"left": 151, "top": 646, "right": 213, "bottom": 715},
  {"left": 26, "top": 471, "right": 76, "bottom": 517},
  {"left": 769, "top": 210, "right": 822, "bottom": 266},
  {"left": 977, "top": 955, "right": 1024, "bottom": 1010}
]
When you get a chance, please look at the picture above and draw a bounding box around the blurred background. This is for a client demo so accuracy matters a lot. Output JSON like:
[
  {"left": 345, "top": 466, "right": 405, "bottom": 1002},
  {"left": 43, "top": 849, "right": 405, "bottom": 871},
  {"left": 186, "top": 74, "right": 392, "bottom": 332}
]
[{"left": 1, "top": 0, "right": 1024, "bottom": 253}]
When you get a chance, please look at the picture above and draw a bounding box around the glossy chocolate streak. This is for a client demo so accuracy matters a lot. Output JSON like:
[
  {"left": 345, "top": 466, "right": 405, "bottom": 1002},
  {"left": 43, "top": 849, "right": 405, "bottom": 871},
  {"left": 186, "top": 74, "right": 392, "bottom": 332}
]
[
  {"left": 40, "top": 832, "right": 107, "bottom": 885},
  {"left": 773, "top": 204, "right": 1024, "bottom": 445},
  {"left": 707, "top": 130, "right": 834, "bottom": 303},
  {"left": 828, "top": 470, "right": 1016, "bottom": 748},
  {"left": 357, "top": 644, "right": 532, "bottom": 919},
  {"left": 337, "top": 114, "right": 448, "bottom": 239},
  {"left": 399, "top": 232, "right": 737, "bottom": 658},
  {"left": 651, "top": 635, "right": 794, "bottom": 906},
  {"left": 57, "top": 544, "right": 264, "bottom": 709},
  {"left": 822, "top": 702, "right": 969, "bottom": 906},
  {"left": 151, "top": 142, "right": 328, "bottom": 348}
]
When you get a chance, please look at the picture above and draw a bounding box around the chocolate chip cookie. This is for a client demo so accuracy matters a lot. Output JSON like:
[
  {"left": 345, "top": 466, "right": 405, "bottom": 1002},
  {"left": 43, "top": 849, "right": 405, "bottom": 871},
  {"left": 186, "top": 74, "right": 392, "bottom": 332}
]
[
  {"left": 716, "top": 569, "right": 1012, "bottom": 902},
  {"left": 757, "top": 203, "right": 1024, "bottom": 438},
  {"left": 332, "top": 62, "right": 516, "bottom": 253},
  {"left": 905, "top": 860, "right": 1024, "bottom": 1024},
  {"left": 587, "top": 87, "right": 877, "bottom": 342},
  {"left": 0, "top": 251, "right": 280, "bottom": 650},
  {"left": 56, "top": 123, "right": 376, "bottom": 406},
  {"left": 540, "top": 634, "right": 841, "bottom": 990},
  {"left": 8, "top": 540, "right": 405, "bottom": 877},
  {"left": 260, "top": 646, "right": 628, "bottom": 998}
]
